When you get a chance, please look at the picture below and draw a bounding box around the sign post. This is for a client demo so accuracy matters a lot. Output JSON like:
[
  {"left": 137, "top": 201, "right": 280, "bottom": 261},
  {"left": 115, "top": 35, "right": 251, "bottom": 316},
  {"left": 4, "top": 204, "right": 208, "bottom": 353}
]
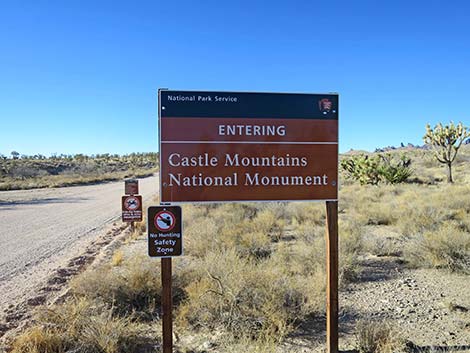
[
  {"left": 161, "top": 257, "right": 172, "bottom": 353},
  {"left": 157, "top": 89, "right": 339, "bottom": 352},
  {"left": 326, "top": 201, "right": 339, "bottom": 353},
  {"left": 148, "top": 205, "right": 183, "bottom": 352}
]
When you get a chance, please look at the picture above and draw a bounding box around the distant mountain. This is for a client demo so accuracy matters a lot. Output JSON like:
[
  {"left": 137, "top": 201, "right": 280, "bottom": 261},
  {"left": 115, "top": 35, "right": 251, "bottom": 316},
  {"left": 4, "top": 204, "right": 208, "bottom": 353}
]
[{"left": 374, "top": 143, "right": 428, "bottom": 153}]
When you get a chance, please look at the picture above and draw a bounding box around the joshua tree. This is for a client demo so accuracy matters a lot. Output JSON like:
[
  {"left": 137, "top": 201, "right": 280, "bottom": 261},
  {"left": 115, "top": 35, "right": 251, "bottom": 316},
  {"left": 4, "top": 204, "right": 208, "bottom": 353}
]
[{"left": 423, "top": 121, "right": 470, "bottom": 183}]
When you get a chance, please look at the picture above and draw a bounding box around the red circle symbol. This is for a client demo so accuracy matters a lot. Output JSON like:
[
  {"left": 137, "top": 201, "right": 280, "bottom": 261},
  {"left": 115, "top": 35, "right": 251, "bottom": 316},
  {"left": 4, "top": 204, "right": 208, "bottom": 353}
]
[
  {"left": 124, "top": 196, "right": 140, "bottom": 211},
  {"left": 154, "top": 210, "right": 176, "bottom": 231}
]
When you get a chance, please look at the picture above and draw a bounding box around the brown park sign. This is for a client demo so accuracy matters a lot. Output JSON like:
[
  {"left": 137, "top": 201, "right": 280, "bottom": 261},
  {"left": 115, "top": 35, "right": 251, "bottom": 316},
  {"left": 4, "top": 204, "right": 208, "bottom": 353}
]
[
  {"left": 122, "top": 195, "right": 143, "bottom": 222},
  {"left": 148, "top": 206, "right": 182, "bottom": 257},
  {"left": 159, "top": 90, "right": 338, "bottom": 203},
  {"left": 125, "top": 179, "right": 139, "bottom": 195}
]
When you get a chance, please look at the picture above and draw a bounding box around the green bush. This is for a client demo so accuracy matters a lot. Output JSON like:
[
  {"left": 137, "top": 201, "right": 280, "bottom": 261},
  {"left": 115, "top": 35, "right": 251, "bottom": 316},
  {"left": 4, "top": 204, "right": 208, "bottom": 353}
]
[
  {"left": 341, "top": 153, "right": 412, "bottom": 185},
  {"left": 341, "top": 154, "right": 382, "bottom": 185},
  {"left": 378, "top": 154, "right": 413, "bottom": 184}
]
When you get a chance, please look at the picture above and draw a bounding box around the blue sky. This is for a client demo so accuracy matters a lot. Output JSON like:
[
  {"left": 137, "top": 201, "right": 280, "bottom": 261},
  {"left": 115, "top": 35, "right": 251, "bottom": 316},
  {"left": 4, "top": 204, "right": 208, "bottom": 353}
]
[{"left": 1, "top": 0, "right": 469, "bottom": 156}]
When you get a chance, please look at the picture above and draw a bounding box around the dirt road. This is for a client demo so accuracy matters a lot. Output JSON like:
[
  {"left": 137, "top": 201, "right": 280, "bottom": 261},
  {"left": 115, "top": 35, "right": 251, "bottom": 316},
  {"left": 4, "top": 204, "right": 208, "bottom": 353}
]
[{"left": 0, "top": 176, "right": 158, "bottom": 321}]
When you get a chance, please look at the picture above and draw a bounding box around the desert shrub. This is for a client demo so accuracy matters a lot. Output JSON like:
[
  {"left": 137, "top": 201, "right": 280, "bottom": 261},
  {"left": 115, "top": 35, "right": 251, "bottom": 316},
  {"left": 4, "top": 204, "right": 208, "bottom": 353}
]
[
  {"left": 403, "top": 223, "right": 470, "bottom": 274},
  {"left": 394, "top": 186, "right": 468, "bottom": 236},
  {"left": 341, "top": 154, "right": 382, "bottom": 185},
  {"left": 397, "top": 205, "right": 448, "bottom": 236},
  {"left": 10, "top": 326, "right": 67, "bottom": 353},
  {"left": 71, "top": 257, "right": 163, "bottom": 319},
  {"left": 453, "top": 208, "right": 470, "bottom": 233},
  {"left": 218, "top": 224, "right": 272, "bottom": 260},
  {"left": 341, "top": 153, "right": 412, "bottom": 185},
  {"left": 286, "top": 202, "right": 325, "bottom": 226},
  {"left": 270, "top": 240, "right": 327, "bottom": 315},
  {"left": 355, "top": 201, "right": 398, "bottom": 226},
  {"left": 111, "top": 250, "right": 124, "bottom": 266},
  {"left": 364, "top": 235, "right": 402, "bottom": 257},
  {"left": 251, "top": 208, "right": 278, "bottom": 234},
  {"left": 355, "top": 320, "right": 402, "bottom": 353},
  {"left": 341, "top": 183, "right": 400, "bottom": 226},
  {"left": 176, "top": 248, "right": 317, "bottom": 342},
  {"left": 252, "top": 206, "right": 287, "bottom": 241},
  {"left": 279, "top": 217, "right": 364, "bottom": 287},
  {"left": 433, "top": 184, "right": 470, "bottom": 211},
  {"left": 293, "top": 220, "right": 323, "bottom": 244},
  {"left": 378, "top": 154, "right": 413, "bottom": 184},
  {"left": 210, "top": 203, "right": 259, "bottom": 226},
  {"left": 184, "top": 203, "right": 280, "bottom": 260},
  {"left": 272, "top": 237, "right": 325, "bottom": 277},
  {"left": 236, "top": 231, "right": 272, "bottom": 259},
  {"left": 202, "top": 332, "right": 281, "bottom": 353},
  {"left": 10, "top": 299, "right": 150, "bottom": 353},
  {"left": 339, "top": 219, "right": 364, "bottom": 284},
  {"left": 182, "top": 204, "right": 208, "bottom": 227},
  {"left": 184, "top": 216, "right": 220, "bottom": 257}
]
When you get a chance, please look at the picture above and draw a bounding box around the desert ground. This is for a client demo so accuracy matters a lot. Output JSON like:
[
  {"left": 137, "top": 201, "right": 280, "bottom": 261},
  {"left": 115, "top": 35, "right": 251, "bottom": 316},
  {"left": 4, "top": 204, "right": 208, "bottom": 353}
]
[{"left": 0, "top": 176, "right": 157, "bottom": 340}]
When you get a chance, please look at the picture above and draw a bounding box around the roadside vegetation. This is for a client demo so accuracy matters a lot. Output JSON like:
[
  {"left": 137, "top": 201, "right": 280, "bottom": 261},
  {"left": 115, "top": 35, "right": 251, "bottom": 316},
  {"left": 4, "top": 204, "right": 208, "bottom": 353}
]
[
  {"left": 0, "top": 153, "right": 158, "bottom": 191},
  {"left": 7, "top": 127, "right": 470, "bottom": 352}
]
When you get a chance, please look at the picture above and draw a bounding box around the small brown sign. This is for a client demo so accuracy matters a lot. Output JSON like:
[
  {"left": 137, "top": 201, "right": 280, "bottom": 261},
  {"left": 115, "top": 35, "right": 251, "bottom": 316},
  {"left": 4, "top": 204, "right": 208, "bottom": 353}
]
[
  {"left": 148, "top": 206, "right": 182, "bottom": 257},
  {"left": 122, "top": 195, "right": 143, "bottom": 222},
  {"left": 124, "top": 179, "right": 139, "bottom": 195}
]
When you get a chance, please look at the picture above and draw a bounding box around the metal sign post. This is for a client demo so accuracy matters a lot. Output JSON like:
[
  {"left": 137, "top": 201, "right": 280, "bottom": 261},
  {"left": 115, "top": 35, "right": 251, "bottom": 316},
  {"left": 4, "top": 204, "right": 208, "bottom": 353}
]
[
  {"left": 161, "top": 257, "right": 173, "bottom": 353},
  {"left": 326, "top": 201, "right": 339, "bottom": 353}
]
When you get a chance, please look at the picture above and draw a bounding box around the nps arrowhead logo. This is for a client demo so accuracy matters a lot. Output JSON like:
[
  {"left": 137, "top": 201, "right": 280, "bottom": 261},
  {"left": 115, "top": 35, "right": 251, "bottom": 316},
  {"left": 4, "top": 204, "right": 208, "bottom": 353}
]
[{"left": 318, "top": 98, "right": 336, "bottom": 115}]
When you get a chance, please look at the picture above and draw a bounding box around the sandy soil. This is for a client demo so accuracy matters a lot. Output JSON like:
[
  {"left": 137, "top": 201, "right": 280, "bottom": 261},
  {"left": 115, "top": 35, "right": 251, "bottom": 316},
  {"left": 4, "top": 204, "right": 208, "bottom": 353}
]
[{"left": 0, "top": 176, "right": 158, "bottom": 328}]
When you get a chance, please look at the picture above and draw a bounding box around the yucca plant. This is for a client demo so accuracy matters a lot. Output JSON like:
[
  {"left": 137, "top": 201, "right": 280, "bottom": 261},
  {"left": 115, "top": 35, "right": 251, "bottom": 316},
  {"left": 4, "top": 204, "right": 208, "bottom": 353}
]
[{"left": 423, "top": 121, "right": 470, "bottom": 183}]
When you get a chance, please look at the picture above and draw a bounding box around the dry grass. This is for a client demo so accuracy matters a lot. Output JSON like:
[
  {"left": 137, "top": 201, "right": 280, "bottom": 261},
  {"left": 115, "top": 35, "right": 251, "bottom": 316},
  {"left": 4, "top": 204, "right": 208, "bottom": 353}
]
[
  {"left": 177, "top": 249, "right": 299, "bottom": 340},
  {"left": 339, "top": 219, "right": 365, "bottom": 283},
  {"left": 183, "top": 203, "right": 277, "bottom": 260},
  {"left": 10, "top": 326, "right": 66, "bottom": 353},
  {"left": 364, "top": 232, "right": 402, "bottom": 257},
  {"left": 111, "top": 250, "right": 124, "bottom": 266},
  {"left": 340, "top": 158, "right": 470, "bottom": 274},
  {"left": 355, "top": 320, "right": 402, "bottom": 353},
  {"left": 70, "top": 257, "right": 163, "bottom": 319},
  {"left": 10, "top": 298, "right": 154, "bottom": 353},
  {"left": 404, "top": 223, "right": 470, "bottom": 274}
]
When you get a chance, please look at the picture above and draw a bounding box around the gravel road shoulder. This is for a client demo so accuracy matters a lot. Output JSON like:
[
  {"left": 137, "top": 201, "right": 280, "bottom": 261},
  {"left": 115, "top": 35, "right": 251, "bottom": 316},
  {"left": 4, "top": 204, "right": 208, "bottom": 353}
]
[{"left": 0, "top": 176, "right": 158, "bottom": 343}]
